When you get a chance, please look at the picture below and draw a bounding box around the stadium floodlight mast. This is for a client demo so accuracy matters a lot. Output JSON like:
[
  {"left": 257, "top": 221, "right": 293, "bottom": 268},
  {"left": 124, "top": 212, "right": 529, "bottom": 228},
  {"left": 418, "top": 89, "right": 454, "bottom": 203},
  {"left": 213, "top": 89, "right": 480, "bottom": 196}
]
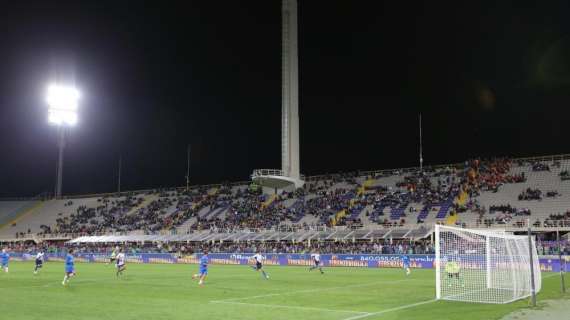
[{"left": 46, "top": 83, "right": 80, "bottom": 199}]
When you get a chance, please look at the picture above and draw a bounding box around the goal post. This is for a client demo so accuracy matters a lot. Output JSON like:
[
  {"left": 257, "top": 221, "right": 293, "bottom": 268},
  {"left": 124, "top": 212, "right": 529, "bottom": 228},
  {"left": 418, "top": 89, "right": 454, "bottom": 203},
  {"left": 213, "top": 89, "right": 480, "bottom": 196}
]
[
  {"left": 435, "top": 223, "right": 441, "bottom": 299},
  {"left": 434, "top": 225, "right": 541, "bottom": 304},
  {"left": 485, "top": 235, "right": 491, "bottom": 289}
]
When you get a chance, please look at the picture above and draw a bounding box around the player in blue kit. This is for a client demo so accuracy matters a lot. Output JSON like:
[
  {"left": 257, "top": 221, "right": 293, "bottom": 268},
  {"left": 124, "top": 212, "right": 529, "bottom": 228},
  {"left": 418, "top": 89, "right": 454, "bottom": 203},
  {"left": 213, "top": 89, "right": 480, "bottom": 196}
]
[
  {"left": 191, "top": 249, "right": 208, "bottom": 286},
  {"left": 402, "top": 254, "right": 411, "bottom": 276},
  {"left": 1, "top": 248, "right": 9, "bottom": 273},
  {"left": 62, "top": 249, "right": 76, "bottom": 286}
]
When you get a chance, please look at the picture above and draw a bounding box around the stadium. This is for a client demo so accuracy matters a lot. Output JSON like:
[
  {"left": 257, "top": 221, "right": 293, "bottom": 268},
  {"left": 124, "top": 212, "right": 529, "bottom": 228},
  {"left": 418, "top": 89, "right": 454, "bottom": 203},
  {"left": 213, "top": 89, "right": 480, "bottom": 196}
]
[{"left": 1, "top": 1, "right": 569, "bottom": 320}]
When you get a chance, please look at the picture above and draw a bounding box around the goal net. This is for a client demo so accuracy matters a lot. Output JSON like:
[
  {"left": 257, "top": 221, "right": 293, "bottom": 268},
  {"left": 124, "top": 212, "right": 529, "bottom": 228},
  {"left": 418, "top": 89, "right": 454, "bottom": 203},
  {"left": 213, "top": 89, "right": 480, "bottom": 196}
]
[{"left": 435, "top": 225, "right": 541, "bottom": 304}]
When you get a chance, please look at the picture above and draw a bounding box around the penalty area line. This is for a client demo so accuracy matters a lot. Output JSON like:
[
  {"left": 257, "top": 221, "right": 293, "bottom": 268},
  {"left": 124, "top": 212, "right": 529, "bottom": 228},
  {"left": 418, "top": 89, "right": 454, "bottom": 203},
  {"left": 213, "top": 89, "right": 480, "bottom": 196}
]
[
  {"left": 340, "top": 271, "right": 558, "bottom": 320},
  {"left": 210, "top": 300, "right": 370, "bottom": 315},
  {"left": 341, "top": 299, "right": 437, "bottom": 320}
]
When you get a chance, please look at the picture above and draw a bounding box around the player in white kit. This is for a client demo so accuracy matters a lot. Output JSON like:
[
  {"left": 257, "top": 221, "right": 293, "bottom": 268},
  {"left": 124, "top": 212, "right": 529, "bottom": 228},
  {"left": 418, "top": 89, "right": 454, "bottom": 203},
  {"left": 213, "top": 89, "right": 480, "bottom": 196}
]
[
  {"left": 250, "top": 252, "right": 269, "bottom": 280},
  {"left": 34, "top": 251, "right": 45, "bottom": 274},
  {"left": 115, "top": 249, "right": 126, "bottom": 278},
  {"left": 309, "top": 252, "right": 324, "bottom": 274}
]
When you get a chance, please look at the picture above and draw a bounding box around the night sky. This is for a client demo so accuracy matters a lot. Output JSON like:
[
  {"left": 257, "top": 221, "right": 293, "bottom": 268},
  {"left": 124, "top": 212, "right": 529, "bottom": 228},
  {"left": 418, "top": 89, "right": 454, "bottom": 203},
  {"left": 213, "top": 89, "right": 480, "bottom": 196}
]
[{"left": 1, "top": 0, "right": 570, "bottom": 197}]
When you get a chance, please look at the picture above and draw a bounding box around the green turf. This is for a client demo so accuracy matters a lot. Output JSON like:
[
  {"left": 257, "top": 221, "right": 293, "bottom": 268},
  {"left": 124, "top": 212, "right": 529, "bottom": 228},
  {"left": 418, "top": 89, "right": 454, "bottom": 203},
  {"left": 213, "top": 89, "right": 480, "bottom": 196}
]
[{"left": 0, "top": 262, "right": 567, "bottom": 320}]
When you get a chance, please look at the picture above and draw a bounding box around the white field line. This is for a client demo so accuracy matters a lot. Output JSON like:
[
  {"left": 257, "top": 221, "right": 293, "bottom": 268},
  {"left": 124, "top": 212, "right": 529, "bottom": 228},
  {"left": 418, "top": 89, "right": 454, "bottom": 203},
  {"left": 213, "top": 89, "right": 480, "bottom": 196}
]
[
  {"left": 212, "top": 300, "right": 369, "bottom": 315},
  {"left": 341, "top": 299, "right": 437, "bottom": 320},
  {"left": 340, "top": 273, "right": 560, "bottom": 320},
  {"left": 211, "top": 279, "right": 417, "bottom": 303},
  {"left": 210, "top": 279, "right": 431, "bottom": 317}
]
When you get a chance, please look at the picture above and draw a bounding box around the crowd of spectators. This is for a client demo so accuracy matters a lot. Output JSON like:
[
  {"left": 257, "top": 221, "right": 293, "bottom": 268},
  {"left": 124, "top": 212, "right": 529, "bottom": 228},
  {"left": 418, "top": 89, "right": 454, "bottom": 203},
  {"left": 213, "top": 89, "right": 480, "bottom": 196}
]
[
  {"left": 4, "top": 238, "right": 570, "bottom": 255},
  {"left": 489, "top": 204, "right": 531, "bottom": 216},
  {"left": 489, "top": 204, "right": 515, "bottom": 214},
  {"left": 536, "top": 240, "right": 570, "bottom": 255},
  {"left": 31, "top": 162, "right": 476, "bottom": 235},
  {"left": 466, "top": 158, "right": 525, "bottom": 193},
  {"left": 548, "top": 211, "right": 570, "bottom": 221},
  {"left": 541, "top": 219, "right": 570, "bottom": 228},
  {"left": 546, "top": 191, "right": 560, "bottom": 198},
  {"left": 50, "top": 188, "right": 219, "bottom": 235},
  {"left": 2, "top": 239, "right": 435, "bottom": 255},
  {"left": 532, "top": 162, "right": 550, "bottom": 172},
  {"left": 53, "top": 196, "right": 146, "bottom": 234},
  {"left": 519, "top": 188, "right": 542, "bottom": 201},
  {"left": 199, "top": 239, "right": 435, "bottom": 255},
  {"left": 540, "top": 211, "right": 570, "bottom": 227},
  {"left": 13, "top": 157, "right": 570, "bottom": 237}
]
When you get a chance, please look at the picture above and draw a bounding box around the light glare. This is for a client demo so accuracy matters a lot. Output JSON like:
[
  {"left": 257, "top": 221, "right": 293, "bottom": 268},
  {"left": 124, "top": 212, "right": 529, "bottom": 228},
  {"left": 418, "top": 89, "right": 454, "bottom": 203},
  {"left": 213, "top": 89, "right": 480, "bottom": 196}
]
[
  {"left": 46, "top": 84, "right": 80, "bottom": 111},
  {"left": 48, "top": 109, "right": 78, "bottom": 126},
  {"left": 46, "top": 84, "right": 80, "bottom": 126}
]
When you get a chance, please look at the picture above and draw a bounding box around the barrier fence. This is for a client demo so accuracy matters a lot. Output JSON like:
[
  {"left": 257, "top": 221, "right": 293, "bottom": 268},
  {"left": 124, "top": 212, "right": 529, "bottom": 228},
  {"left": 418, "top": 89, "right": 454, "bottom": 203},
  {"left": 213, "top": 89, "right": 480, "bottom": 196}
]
[{"left": 7, "top": 253, "right": 569, "bottom": 272}]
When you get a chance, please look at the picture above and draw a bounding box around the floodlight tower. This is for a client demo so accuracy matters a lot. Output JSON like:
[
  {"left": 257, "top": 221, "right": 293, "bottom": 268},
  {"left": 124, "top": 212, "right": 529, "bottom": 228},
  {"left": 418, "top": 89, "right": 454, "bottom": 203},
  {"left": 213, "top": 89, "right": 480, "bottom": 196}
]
[
  {"left": 46, "top": 84, "right": 80, "bottom": 199},
  {"left": 251, "top": 0, "right": 304, "bottom": 190},
  {"left": 281, "top": 0, "right": 302, "bottom": 185}
]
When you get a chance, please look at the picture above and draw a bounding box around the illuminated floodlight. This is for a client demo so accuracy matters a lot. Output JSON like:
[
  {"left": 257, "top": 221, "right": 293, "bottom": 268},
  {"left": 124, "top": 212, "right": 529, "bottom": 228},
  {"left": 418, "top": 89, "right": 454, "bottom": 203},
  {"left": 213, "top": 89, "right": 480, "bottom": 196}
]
[
  {"left": 46, "top": 84, "right": 80, "bottom": 126},
  {"left": 45, "top": 83, "right": 81, "bottom": 199},
  {"left": 48, "top": 109, "right": 78, "bottom": 126}
]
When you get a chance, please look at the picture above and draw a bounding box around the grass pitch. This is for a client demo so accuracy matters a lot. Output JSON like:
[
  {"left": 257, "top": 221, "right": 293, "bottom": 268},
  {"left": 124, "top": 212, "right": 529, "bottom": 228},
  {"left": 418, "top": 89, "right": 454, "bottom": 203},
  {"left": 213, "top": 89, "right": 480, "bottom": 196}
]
[{"left": 0, "top": 261, "right": 567, "bottom": 320}]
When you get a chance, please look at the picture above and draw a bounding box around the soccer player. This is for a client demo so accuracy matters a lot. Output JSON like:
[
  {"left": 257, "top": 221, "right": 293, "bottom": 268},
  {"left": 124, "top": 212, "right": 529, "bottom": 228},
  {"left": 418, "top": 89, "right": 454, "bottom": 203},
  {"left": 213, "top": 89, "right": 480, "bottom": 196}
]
[
  {"left": 109, "top": 246, "right": 119, "bottom": 264},
  {"left": 34, "top": 250, "right": 45, "bottom": 274},
  {"left": 445, "top": 258, "right": 464, "bottom": 287},
  {"left": 62, "top": 249, "right": 76, "bottom": 286},
  {"left": 1, "top": 248, "right": 9, "bottom": 273},
  {"left": 251, "top": 252, "right": 269, "bottom": 280},
  {"left": 115, "top": 249, "right": 126, "bottom": 277},
  {"left": 191, "top": 249, "right": 208, "bottom": 286},
  {"left": 401, "top": 254, "right": 411, "bottom": 276},
  {"left": 309, "top": 252, "right": 324, "bottom": 274}
]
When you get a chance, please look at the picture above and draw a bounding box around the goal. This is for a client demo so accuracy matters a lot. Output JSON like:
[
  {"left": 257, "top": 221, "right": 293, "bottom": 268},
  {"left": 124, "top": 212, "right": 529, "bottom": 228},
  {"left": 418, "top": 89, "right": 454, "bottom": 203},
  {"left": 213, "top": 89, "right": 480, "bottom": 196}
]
[{"left": 435, "top": 225, "right": 541, "bottom": 304}]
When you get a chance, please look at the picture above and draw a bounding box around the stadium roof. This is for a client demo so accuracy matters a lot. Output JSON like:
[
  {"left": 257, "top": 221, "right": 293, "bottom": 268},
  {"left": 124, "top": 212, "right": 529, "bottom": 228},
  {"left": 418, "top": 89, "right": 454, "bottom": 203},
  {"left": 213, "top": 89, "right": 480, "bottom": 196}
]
[{"left": 66, "top": 227, "right": 434, "bottom": 244}]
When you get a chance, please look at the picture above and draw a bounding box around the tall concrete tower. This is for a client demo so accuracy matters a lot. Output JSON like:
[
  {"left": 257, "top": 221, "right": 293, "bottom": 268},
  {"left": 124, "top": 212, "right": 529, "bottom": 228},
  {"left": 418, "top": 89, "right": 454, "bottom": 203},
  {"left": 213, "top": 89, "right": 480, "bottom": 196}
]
[
  {"left": 252, "top": 0, "right": 304, "bottom": 189},
  {"left": 281, "top": 0, "right": 301, "bottom": 182}
]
